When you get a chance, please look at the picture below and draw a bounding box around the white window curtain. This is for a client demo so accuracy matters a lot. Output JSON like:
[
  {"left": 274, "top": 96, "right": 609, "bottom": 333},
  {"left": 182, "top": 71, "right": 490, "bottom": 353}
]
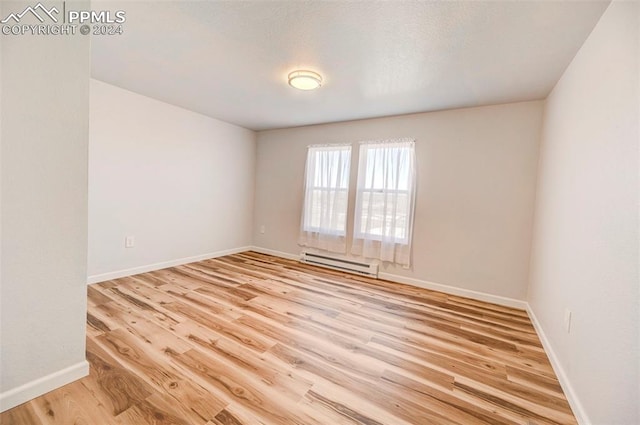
[
  {"left": 352, "top": 139, "right": 416, "bottom": 267},
  {"left": 299, "top": 144, "right": 352, "bottom": 253}
]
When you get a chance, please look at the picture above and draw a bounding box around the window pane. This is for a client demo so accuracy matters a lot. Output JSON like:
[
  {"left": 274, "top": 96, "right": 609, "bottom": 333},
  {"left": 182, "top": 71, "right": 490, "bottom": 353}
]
[
  {"left": 308, "top": 189, "right": 323, "bottom": 229},
  {"left": 359, "top": 190, "right": 409, "bottom": 240},
  {"left": 362, "top": 146, "right": 412, "bottom": 190},
  {"left": 334, "top": 189, "right": 348, "bottom": 232},
  {"left": 312, "top": 148, "right": 350, "bottom": 189},
  {"left": 390, "top": 192, "right": 408, "bottom": 239}
]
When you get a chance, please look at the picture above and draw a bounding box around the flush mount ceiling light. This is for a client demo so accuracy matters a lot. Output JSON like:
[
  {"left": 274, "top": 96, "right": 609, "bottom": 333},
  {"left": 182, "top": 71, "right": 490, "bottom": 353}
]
[{"left": 288, "top": 70, "right": 322, "bottom": 90}]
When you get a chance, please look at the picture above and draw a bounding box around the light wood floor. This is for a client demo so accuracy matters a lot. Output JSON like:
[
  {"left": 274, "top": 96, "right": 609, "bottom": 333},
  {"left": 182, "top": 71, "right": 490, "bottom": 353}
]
[{"left": 1, "top": 251, "right": 576, "bottom": 425}]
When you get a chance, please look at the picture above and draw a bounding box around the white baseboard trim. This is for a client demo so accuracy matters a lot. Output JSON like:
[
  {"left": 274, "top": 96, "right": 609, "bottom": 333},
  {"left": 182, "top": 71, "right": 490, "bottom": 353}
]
[
  {"left": 87, "top": 246, "right": 253, "bottom": 284},
  {"left": 249, "top": 246, "right": 299, "bottom": 261},
  {"left": 378, "top": 272, "right": 528, "bottom": 310},
  {"left": 526, "top": 305, "right": 589, "bottom": 425},
  {"left": 249, "top": 246, "right": 527, "bottom": 310},
  {"left": 0, "top": 360, "right": 89, "bottom": 413}
]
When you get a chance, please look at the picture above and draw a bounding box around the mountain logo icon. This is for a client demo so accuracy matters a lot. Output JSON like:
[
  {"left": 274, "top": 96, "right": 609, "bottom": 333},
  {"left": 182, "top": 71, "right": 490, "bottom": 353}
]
[{"left": 1, "top": 2, "right": 60, "bottom": 24}]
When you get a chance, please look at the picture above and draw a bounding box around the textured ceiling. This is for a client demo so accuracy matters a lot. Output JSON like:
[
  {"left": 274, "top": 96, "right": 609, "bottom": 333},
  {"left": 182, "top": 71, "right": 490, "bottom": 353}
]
[{"left": 91, "top": 1, "right": 610, "bottom": 130}]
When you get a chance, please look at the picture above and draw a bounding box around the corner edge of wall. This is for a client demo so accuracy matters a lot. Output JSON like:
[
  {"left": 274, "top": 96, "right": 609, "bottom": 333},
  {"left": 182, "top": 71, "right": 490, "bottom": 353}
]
[{"left": 526, "top": 304, "right": 591, "bottom": 425}]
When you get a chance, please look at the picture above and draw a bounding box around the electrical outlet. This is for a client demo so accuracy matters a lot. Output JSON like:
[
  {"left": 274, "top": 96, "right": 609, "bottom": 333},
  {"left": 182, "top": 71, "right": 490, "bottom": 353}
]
[
  {"left": 564, "top": 309, "right": 572, "bottom": 333},
  {"left": 260, "top": 225, "right": 265, "bottom": 234},
  {"left": 125, "top": 236, "right": 135, "bottom": 248}
]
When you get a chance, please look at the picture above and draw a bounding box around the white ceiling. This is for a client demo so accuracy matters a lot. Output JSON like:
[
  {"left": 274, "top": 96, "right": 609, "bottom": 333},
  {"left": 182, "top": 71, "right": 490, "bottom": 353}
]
[{"left": 91, "top": 1, "right": 610, "bottom": 131}]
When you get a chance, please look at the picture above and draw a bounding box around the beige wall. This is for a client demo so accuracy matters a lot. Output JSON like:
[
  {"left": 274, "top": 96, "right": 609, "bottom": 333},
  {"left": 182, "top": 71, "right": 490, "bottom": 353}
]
[
  {"left": 528, "top": 1, "right": 639, "bottom": 424},
  {"left": 88, "top": 80, "right": 256, "bottom": 281},
  {"left": 254, "top": 101, "right": 543, "bottom": 301},
  {"left": 1, "top": 1, "right": 90, "bottom": 410}
]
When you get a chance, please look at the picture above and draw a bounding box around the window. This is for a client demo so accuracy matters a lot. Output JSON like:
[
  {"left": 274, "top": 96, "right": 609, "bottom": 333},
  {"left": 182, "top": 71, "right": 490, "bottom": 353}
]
[
  {"left": 299, "top": 145, "right": 351, "bottom": 253},
  {"left": 352, "top": 139, "right": 416, "bottom": 266},
  {"left": 298, "top": 139, "right": 416, "bottom": 264}
]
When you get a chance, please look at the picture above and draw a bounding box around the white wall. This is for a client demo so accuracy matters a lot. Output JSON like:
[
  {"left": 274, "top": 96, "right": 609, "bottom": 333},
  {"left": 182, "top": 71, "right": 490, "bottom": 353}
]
[
  {"left": 1, "top": 1, "right": 90, "bottom": 411},
  {"left": 88, "top": 80, "right": 256, "bottom": 281},
  {"left": 254, "top": 101, "right": 543, "bottom": 302},
  {"left": 528, "top": 1, "right": 639, "bottom": 424}
]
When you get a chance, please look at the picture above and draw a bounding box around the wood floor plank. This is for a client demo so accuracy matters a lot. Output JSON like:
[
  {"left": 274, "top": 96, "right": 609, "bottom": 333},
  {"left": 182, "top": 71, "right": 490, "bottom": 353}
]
[
  {"left": 269, "top": 343, "right": 458, "bottom": 425},
  {"left": 1, "top": 251, "right": 577, "bottom": 425},
  {"left": 95, "top": 329, "right": 226, "bottom": 422},
  {"left": 26, "top": 383, "right": 100, "bottom": 425},
  {"left": 163, "top": 300, "right": 275, "bottom": 353},
  {"left": 0, "top": 403, "right": 41, "bottom": 425},
  {"left": 83, "top": 338, "right": 155, "bottom": 416},
  {"left": 168, "top": 348, "right": 324, "bottom": 425}
]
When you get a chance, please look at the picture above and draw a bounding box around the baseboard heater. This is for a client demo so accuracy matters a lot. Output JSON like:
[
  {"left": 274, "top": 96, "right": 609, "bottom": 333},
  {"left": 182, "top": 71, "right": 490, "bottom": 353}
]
[{"left": 299, "top": 251, "right": 378, "bottom": 278}]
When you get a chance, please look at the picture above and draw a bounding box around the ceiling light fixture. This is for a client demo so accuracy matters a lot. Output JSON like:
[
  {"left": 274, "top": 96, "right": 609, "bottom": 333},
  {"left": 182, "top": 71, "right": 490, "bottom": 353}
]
[{"left": 288, "top": 70, "right": 322, "bottom": 90}]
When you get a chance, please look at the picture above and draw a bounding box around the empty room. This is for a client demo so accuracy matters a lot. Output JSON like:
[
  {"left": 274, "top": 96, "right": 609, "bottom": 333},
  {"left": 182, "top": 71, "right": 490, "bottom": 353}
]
[{"left": 1, "top": 0, "right": 638, "bottom": 424}]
